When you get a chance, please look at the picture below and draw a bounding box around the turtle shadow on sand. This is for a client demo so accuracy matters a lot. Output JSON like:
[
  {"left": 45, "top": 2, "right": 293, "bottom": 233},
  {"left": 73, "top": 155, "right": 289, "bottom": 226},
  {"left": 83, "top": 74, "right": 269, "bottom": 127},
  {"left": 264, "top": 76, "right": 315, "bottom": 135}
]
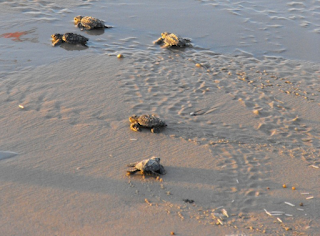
[
  {"left": 59, "top": 43, "right": 89, "bottom": 51},
  {"left": 83, "top": 28, "right": 106, "bottom": 36}
]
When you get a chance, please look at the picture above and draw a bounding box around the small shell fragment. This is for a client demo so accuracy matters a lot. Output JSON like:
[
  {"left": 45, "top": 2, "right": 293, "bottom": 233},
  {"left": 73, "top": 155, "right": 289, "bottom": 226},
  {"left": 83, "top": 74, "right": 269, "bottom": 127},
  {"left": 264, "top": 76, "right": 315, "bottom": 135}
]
[
  {"left": 217, "top": 218, "right": 223, "bottom": 225},
  {"left": 264, "top": 209, "right": 272, "bottom": 216},
  {"left": 284, "top": 202, "right": 295, "bottom": 207},
  {"left": 277, "top": 217, "right": 283, "bottom": 223},
  {"left": 221, "top": 209, "right": 229, "bottom": 218},
  {"left": 270, "top": 211, "right": 285, "bottom": 214},
  {"left": 19, "top": 105, "right": 24, "bottom": 109},
  {"left": 310, "top": 165, "right": 319, "bottom": 169},
  {"left": 145, "top": 198, "right": 152, "bottom": 206},
  {"left": 306, "top": 196, "right": 314, "bottom": 200}
]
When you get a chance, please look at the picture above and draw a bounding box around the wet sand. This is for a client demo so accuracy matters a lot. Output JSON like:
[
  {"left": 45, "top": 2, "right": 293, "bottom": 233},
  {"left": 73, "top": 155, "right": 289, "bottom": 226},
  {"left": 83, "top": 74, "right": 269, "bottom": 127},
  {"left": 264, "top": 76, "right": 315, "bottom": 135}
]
[{"left": 0, "top": 0, "right": 319, "bottom": 235}]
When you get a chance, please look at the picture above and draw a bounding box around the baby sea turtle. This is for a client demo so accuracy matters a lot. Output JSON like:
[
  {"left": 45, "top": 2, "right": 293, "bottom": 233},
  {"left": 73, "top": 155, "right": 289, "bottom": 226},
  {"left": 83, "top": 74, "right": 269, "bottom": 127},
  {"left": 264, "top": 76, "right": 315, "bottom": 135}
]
[
  {"left": 129, "top": 114, "right": 167, "bottom": 133},
  {"left": 51, "top": 33, "right": 88, "bottom": 46},
  {"left": 74, "top": 15, "right": 112, "bottom": 30},
  {"left": 154, "top": 32, "right": 191, "bottom": 48},
  {"left": 127, "top": 156, "right": 166, "bottom": 176}
]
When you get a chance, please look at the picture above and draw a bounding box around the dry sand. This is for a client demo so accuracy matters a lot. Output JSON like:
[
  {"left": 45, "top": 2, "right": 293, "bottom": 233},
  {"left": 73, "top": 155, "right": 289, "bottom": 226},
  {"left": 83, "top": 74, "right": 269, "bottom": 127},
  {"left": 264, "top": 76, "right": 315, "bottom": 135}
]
[
  {"left": 0, "top": 0, "right": 320, "bottom": 235},
  {"left": 0, "top": 50, "right": 319, "bottom": 235}
]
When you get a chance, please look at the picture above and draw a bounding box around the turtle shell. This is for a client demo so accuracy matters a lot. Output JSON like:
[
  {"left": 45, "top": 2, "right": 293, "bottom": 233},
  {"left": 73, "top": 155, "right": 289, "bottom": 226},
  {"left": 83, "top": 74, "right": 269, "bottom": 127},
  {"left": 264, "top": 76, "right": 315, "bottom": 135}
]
[
  {"left": 62, "top": 33, "right": 88, "bottom": 45},
  {"left": 135, "top": 157, "right": 166, "bottom": 174},
  {"left": 137, "top": 114, "right": 166, "bottom": 128},
  {"left": 80, "top": 16, "right": 105, "bottom": 29},
  {"left": 162, "top": 32, "right": 180, "bottom": 47}
]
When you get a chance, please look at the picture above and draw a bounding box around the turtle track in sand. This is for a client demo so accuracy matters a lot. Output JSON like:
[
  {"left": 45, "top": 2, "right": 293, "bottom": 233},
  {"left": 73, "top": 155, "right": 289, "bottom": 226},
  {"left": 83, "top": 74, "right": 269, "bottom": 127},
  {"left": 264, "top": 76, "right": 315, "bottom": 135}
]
[{"left": 118, "top": 50, "right": 320, "bottom": 234}]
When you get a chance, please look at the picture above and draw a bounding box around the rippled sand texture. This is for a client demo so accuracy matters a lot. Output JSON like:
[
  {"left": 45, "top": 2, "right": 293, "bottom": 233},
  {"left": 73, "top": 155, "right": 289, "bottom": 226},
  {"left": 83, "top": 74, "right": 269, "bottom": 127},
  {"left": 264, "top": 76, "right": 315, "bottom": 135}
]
[
  {"left": 118, "top": 49, "right": 320, "bottom": 233},
  {"left": 200, "top": 0, "right": 320, "bottom": 61},
  {"left": 0, "top": 51, "right": 319, "bottom": 235},
  {"left": 0, "top": 0, "right": 320, "bottom": 235}
]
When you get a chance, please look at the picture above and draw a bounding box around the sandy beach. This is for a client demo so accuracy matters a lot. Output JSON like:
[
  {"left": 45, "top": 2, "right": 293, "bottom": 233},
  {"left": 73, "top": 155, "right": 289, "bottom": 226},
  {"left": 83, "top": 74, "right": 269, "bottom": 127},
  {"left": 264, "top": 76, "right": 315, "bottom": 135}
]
[{"left": 0, "top": 0, "right": 319, "bottom": 235}]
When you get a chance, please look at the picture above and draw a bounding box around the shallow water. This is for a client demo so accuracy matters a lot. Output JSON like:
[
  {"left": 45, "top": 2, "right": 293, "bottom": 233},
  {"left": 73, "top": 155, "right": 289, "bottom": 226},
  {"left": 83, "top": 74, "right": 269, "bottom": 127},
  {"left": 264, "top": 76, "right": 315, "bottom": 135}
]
[{"left": 0, "top": 0, "right": 319, "bottom": 75}]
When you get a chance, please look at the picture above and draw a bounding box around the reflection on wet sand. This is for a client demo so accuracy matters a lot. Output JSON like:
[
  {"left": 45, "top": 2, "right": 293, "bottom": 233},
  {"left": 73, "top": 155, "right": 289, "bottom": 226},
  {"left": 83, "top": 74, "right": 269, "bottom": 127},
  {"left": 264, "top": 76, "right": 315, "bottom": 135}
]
[{"left": 60, "top": 43, "right": 88, "bottom": 51}]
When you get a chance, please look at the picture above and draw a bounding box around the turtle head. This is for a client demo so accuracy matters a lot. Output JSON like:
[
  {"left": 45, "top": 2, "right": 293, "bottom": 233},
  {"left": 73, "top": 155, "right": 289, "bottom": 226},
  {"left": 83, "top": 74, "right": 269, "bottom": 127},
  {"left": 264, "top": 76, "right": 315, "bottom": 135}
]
[
  {"left": 161, "top": 32, "right": 170, "bottom": 38},
  {"left": 74, "top": 15, "right": 83, "bottom": 24},
  {"left": 51, "top": 33, "right": 62, "bottom": 40},
  {"left": 129, "top": 115, "right": 139, "bottom": 123},
  {"left": 151, "top": 156, "right": 160, "bottom": 163}
]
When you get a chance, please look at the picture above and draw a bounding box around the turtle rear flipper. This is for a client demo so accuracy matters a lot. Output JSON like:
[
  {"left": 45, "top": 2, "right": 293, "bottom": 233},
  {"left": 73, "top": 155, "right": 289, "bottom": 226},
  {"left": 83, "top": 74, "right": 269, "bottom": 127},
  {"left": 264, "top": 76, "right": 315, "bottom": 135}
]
[{"left": 130, "top": 123, "right": 141, "bottom": 132}]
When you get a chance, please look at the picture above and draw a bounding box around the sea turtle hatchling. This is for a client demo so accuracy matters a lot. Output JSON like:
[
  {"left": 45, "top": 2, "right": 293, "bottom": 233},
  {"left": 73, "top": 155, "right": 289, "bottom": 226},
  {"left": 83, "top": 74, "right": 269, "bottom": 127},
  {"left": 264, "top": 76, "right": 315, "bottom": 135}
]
[
  {"left": 74, "top": 15, "right": 112, "bottom": 30},
  {"left": 127, "top": 156, "right": 166, "bottom": 176},
  {"left": 51, "top": 33, "right": 88, "bottom": 46},
  {"left": 129, "top": 114, "right": 167, "bottom": 133},
  {"left": 154, "top": 32, "right": 191, "bottom": 48}
]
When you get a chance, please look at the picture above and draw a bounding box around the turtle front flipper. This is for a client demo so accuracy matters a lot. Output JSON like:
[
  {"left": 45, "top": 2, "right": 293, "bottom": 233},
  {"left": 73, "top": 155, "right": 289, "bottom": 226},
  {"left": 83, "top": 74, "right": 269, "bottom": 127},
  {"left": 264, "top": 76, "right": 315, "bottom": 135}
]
[
  {"left": 127, "top": 162, "right": 137, "bottom": 167},
  {"left": 52, "top": 38, "right": 63, "bottom": 46},
  {"left": 126, "top": 169, "right": 139, "bottom": 175},
  {"left": 77, "top": 23, "right": 85, "bottom": 31},
  {"left": 154, "top": 37, "right": 164, "bottom": 45},
  {"left": 130, "top": 122, "right": 141, "bottom": 132}
]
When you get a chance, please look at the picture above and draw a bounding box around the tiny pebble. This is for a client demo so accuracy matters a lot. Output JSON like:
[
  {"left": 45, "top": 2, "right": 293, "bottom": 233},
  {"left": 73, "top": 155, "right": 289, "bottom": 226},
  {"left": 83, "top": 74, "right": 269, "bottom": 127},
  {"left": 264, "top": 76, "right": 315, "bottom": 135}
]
[
  {"left": 253, "top": 110, "right": 259, "bottom": 115},
  {"left": 117, "top": 54, "right": 123, "bottom": 58},
  {"left": 195, "top": 63, "right": 202, "bottom": 68},
  {"left": 170, "top": 232, "right": 175, "bottom": 235},
  {"left": 283, "top": 184, "right": 287, "bottom": 188},
  {"left": 292, "top": 186, "right": 296, "bottom": 190},
  {"left": 300, "top": 202, "right": 303, "bottom": 206}
]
